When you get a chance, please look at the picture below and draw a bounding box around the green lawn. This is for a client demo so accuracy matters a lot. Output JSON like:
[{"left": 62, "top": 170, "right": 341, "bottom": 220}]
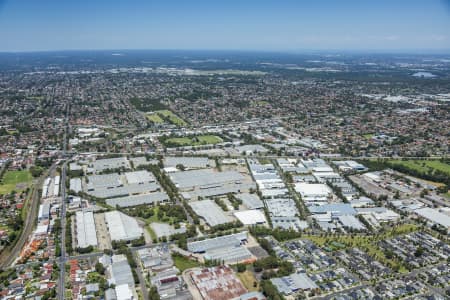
[
  {"left": 155, "top": 110, "right": 187, "bottom": 126},
  {"left": 172, "top": 254, "right": 201, "bottom": 272},
  {"left": 164, "top": 135, "right": 223, "bottom": 147},
  {"left": 146, "top": 113, "right": 164, "bottom": 124},
  {"left": 0, "top": 170, "right": 32, "bottom": 195},
  {"left": 389, "top": 159, "right": 450, "bottom": 176}
]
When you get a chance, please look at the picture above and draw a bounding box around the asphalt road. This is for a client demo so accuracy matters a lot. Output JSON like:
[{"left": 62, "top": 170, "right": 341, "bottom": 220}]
[
  {"left": 57, "top": 105, "right": 69, "bottom": 300},
  {"left": 57, "top": 162, "right": 68, "bottom": 300},
  {"left": 133, "top": 250, "right": 149, "bottom": 300}
]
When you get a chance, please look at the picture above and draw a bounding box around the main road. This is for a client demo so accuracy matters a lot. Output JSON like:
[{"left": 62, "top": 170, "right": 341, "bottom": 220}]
[
  {"left": 57, "top": 103, "right": 70, "bottom": 300},
  {"left": 57, "top": 161, "right": 68, "bottom": 300}
]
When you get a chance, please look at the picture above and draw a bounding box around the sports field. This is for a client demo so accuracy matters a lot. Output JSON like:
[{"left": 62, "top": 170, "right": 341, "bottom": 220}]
[
  {"left": 164, "top": 135, "right": 223, "bottom": 146},
  {"left": 0, "top": 170, "right": 32, "bottom": 195},
  {"left": 146, "top": 113, "right": 164, "bottom": 124},
  {"left": 156, "top": 110, "right": 187, "bottom": 126}
]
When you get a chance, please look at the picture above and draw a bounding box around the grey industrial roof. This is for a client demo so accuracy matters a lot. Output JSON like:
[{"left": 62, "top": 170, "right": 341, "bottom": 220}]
[
  {"left": 271, "top": 273, "right": 318, "bottom": 294},
  {"left": 106, "top": 192, "right": 169, "bottom": 207},
  {"left": 124, "top": 170, "right": 155, "bottom": 184},
  {"left": 271, "top": 217, "right": 308, "bottom": 231},
  {"left": 92, "top": 157, "right": 130, "bottom": 172},
  {"left": 70, "top": 178, "right": 82, "bottom": 193},
  {"left": 338, "top": 215, "right": 366, "bottom": 230},
  {"left": 253, "top": 173, "right": 280, "bottom": 181},
  {"left": 415, "top": 208, "right": 450, "bottom": 227},
  {"left": 184, "top": 183, "right": 255, "bottom": 199},
  {"left": 86, "top": 173, "right": 122, "bottom": 190},
  {"left": 105, "top": 211, "right": 143, "bottom": 241},
  {"left": 235, "top": 144, "right": 268, "bottom": 153},
  {"left": 169, "top": 169, "right": 244, "bottom": 189},
  {"left": 69, "top": 163, "right": 83, "bottom": 171},
  {"left": 130, "top": 156, "right": 152, "bottom": 167},
  {"left": 236, "top": 193, "right": 264, "bottom": 209},
  {"left": 189, "top": 200, "right": 233, "bottom": 226},
  {"left": 309, "top": 204, "right": 356, "bottom": 215},
  {"left": 204, "top": 246, "right": 253, "bottom": 264},
  {"left": 76, "top": 211, "right": 98, "bottom": 248},
  {"left": 187, "top": 231, "right": 248, "bottom": 253},
  {"left": 87, "top": 182, "right": 161, "bottom": 198},
  {"left": 105, "top": 289, "right": 117, "bottom": 300},
  {"left": 164, "top": 156, "right": 210, "bottom": 169},
  {"left": 265, "top": 198, "right": 298, "bottom": 217},
  {"left": 150, "top": 222, "right": 187, "bottom": 238},
  {"left": 109, "top": 260, "right": 134, "bottom": 286}
]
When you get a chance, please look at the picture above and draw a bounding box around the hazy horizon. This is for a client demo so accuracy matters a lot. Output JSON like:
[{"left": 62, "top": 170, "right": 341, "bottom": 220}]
[{"left": 1, "top": 0, "right": 449, "bottom": 52}]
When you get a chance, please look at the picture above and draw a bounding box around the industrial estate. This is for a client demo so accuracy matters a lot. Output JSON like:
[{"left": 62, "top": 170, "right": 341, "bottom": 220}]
[{"left": 0, "top": 50, "right": 449, "bottom": 300}]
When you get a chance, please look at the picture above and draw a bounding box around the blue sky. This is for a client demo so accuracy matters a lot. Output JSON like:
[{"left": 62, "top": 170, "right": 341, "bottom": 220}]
[{"left": 0, "top": 0, "right": 449, "bottom": 52}]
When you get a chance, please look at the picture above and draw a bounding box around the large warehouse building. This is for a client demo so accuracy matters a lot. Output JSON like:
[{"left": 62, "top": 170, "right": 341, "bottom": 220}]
[
  {"left": 168, "top": 168, "right": 255, "bottom": 200},
  {"left": 189, "top": 200, "right": 233, "bottom": 226},
  {"left": 85, "top": 170, "right": 161, "bottom": 199},
  {"left": 105, "top": 211, "right": 143, "bottom": 242},
  {"left": 75, "top": 211, "right": 98, "bottom": 248}
]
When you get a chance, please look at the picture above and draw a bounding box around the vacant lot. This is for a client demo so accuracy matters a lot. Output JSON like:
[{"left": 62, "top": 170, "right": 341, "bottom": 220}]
[
  {"left": 164, "top": 135, "right": 223, "bottom": 147},
  {"left": 172, "top": 254, "right": 201, "bottom": 272},
  {"left": 237, "top": 270, "right": 259, "bottom": 291},
  {"left": 0, "top": 170, "right": 32, "bottom": 195}
]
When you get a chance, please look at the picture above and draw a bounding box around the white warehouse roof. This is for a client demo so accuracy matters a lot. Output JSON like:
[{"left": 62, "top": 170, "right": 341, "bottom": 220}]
[
  {"left": 105, "top": 211, "right": 143, "bottom": 242},
  {"left": 234, "top": 210, "right": 267, "bottom": 225},
  {"left": 76, "top": 211, "right": 98, "bottom": 248},
  {"left": 415, "top": 207, "right": 450, "bottom": 228},
  {"left": 295, "top": 183, "right": 331, "bottom": 197}
]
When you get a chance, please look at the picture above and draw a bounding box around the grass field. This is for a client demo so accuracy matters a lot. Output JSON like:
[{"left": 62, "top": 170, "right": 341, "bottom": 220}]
[
  {"left": 0, "top": 170, "right": 32, "bottom": 195},
  {"left": 388, "top": 159, "right": 450, "bottom": 176},
  {"left": 155, "top": 110, "right": 187, "bottom": 126},
  {"left": 146, "top": 113, "right": 164, "bottom": 124},
  {"left": 172, "top": 254, "right": 201, "bottom": 272},
  {"left": 237, "top": 270, "right": 259, "bottom": 291},
  {"left": 164, "top": 135, "right": 223, "bottom": 147}
]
